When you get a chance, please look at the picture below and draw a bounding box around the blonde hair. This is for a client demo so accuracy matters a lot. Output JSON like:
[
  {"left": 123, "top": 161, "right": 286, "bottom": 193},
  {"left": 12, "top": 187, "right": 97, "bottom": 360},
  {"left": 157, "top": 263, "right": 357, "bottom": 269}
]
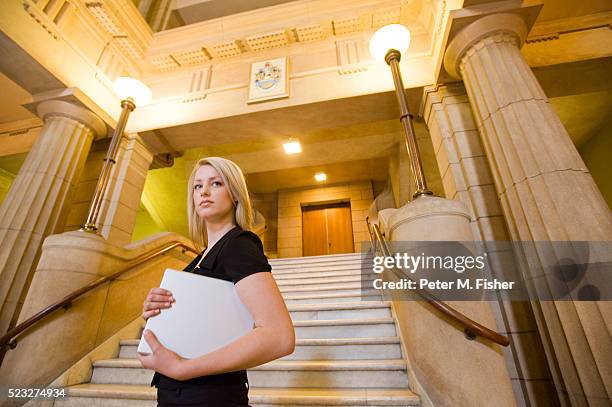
[{"left": 187, "top": 157, "right": 253, "bottom": 252}]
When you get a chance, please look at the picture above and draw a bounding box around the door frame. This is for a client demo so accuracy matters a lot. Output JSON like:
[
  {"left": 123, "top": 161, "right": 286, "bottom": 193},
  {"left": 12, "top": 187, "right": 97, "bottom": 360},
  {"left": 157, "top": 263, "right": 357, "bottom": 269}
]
[{"left": 301, "top": 199, "right": 353, "bottom": 256}]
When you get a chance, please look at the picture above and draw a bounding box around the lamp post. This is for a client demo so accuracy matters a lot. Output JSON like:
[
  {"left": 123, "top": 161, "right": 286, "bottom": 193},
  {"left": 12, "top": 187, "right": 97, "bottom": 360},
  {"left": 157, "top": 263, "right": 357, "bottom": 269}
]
[
  {"left": 80, "top": 76, "right": 152, "bottom": 232},
  {"left": 370, "top": 24, "right": 433, "bottom": 198}
]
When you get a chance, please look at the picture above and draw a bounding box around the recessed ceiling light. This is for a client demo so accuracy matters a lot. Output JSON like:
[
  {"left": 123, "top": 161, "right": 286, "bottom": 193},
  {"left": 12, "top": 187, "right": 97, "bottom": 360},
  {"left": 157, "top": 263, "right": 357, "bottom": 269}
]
[
  {"left": 315, "top": 172, "right": 327, "bottom": 182},
  {"left": 283, "top": 140, "right": 301, "bottom": 154}
]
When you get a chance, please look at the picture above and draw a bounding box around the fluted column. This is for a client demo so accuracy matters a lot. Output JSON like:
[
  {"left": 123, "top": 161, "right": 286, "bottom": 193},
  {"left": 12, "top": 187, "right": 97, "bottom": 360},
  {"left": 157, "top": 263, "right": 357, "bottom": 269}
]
[
  {"left": 422, "top": 84, "right": 558, "bottom": 406},
  {"left": 0, "top": 100, "right": 105, "bottom": 334},
  {"left": 444, "top": 13, "right": 612, "bottom": 406}
]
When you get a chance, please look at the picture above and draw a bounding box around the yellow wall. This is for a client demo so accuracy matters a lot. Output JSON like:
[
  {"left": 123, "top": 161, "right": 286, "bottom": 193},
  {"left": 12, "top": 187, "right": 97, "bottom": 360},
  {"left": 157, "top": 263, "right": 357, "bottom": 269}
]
[
  {"left": 0, "top": 169, "right": 14, "bottom": 205},
  {"left": 131, "top": 205, "right": 166, "bottom": 242},
  {"left": 580, "top": 120, "right": 612, "bottom": 209}
]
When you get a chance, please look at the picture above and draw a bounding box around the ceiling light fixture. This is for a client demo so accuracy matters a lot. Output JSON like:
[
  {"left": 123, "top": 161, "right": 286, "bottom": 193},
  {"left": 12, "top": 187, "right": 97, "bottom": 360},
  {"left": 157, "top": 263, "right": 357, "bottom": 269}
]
[
  {"left": 315, "top": 172, "right": 327, "bottom": 182},
  {"left": 283, "top": 140, "right": 302, "bottom": 154}
]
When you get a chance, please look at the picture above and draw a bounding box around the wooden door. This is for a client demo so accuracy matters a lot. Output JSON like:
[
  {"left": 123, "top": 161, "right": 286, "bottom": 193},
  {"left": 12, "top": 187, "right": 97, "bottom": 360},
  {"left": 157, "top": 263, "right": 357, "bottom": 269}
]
[
  {"left": 326, "top": 205, "right": 354, "bottom": 254},
  {"left": 302, "top": 206, "right": 328, "bottom": 256},
  {"left": 302, "top": 202, "right": 354, "bottom": 256}
]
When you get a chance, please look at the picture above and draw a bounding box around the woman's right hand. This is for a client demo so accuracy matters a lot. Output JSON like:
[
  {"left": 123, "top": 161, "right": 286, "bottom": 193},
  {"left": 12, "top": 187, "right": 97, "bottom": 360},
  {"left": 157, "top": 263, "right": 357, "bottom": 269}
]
[{"left": 142, "top": 288, "right": 174, "bottom": 320}]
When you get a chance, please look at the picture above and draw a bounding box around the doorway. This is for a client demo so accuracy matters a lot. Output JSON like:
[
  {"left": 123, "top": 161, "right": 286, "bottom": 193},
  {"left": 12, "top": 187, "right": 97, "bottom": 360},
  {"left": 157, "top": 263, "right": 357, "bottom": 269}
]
[{"left": 302, "top": 202, "right": 354, "bottom": 256}]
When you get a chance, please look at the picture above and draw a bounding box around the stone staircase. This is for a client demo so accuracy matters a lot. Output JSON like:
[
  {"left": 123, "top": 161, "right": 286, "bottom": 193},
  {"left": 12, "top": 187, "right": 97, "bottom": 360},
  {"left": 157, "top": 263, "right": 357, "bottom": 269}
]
[{"left": 55, "top": 252, "right": 420, "bottom": 406}]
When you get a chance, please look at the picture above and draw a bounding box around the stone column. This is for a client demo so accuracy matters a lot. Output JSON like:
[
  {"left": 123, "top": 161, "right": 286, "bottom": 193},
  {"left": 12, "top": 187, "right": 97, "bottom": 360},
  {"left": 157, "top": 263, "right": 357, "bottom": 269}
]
[
  {"left": 444, "top": 13, "right": 612, "bottom": 406},
  {"left": 0, "top": 100, "right": 105, "bottom": 334},
  {"left": 422, "top": 84, "right": 558, "bottom": 405}
]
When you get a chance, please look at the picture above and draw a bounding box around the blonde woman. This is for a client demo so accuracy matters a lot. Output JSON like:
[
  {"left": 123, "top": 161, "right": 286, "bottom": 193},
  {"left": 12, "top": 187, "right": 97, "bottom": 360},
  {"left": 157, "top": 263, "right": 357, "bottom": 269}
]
[{"left": 139, "top": 157, "right": 295, "bottom": 406}]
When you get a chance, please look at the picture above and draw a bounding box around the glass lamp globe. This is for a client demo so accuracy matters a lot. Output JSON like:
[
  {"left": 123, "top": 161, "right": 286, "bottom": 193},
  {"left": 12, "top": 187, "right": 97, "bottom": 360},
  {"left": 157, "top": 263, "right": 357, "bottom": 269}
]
[
  {"left": 113, "top": 77, "right": 152, "bottom": 106},
  {"left": 369, "top": 24, "right": 411, "bottom": 61}
]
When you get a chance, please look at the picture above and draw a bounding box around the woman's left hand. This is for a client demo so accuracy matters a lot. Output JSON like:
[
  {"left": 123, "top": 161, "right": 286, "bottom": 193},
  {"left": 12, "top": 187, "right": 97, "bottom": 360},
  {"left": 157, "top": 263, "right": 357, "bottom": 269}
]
[{"left": 137, "top": 330, "right": 188, "bottom": 380}]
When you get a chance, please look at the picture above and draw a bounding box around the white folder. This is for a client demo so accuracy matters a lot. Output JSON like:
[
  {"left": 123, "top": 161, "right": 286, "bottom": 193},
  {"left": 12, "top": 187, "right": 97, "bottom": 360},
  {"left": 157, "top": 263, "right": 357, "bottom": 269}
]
[{"left": 137, "top": 269, "right": 254, "bottom": 359}]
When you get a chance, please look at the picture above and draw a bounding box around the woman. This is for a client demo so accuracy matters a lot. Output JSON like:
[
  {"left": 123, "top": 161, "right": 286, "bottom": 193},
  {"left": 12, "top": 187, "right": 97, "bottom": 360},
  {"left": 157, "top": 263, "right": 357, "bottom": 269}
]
[{"left": 138, "top": 157, "right": 295, "bottom": 406}]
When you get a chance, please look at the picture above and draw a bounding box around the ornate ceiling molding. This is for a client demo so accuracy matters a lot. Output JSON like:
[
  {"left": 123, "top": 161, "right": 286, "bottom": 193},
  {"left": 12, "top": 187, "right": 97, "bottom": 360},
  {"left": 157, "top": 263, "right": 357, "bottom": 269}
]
[
  {"left": 22, "top": 0, "right": 74, "bottom": 40},
  {"left": 525, "top": 11, "right": 612, "bottom": 44},
  {"left": 147, "top": 0, "right": 431, "bottom": 74},
  {"left": 84, "top": 1, "right": 151, "bottom": 60}
]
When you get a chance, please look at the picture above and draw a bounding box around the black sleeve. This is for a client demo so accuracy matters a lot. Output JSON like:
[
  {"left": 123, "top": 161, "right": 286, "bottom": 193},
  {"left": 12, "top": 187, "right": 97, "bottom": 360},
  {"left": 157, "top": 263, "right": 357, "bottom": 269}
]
[{"left": 223, "top": 231, "right": 272, "bottom": 284}]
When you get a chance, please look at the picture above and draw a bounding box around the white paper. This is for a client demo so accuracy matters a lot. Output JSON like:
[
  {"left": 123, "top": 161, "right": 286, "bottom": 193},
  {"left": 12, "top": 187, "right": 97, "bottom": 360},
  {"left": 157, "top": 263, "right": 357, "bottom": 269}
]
[{"left": 137, "top": 269, "right": 253, "bottom": 359}]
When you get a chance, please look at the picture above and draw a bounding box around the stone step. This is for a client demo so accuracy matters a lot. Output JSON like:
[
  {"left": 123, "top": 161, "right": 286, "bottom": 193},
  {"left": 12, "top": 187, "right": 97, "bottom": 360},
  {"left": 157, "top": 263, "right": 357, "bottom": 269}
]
[
  {"left": 283, "top": 291, "right": 383, "bottom": 305},
  {"left": 162, "top": 300, "right": 390, "bottom": 320},
  {"left": 91, "top": 359, "right": 408, "bottom": 388},
  {"left": 135, "top": 302, "right": 391, "bottom": 332},
  {"left": 120, "top": 335, "right": 402, "bottom": 360},
  {"left": 269, "top": 253, "right": 365, "bottom": 265},
  {"left": 250, "top": 359, "right": 409, "bottom": 388},
  {"left": 134, "top": 317, "right": 397, "bottom": 340},
  {"left": 288, "top": 301, "right": 391, "bottom": 320},
  {"left": 293, "top": 317, "right": 397, "bottom": 339},
  {"left": 250, "top": 387, "right": 420, "bottom": 407},
  {"left": 134, "top": 316, "right": 396, "bottom": 343},
  {"left": 136, "top": 313, "right": 396, "bottom": 340},
  {"left": 272, "top": 262, "right": 364, "bottom": 274},
  {"left": 270, "top": 253, "right": 365, "bottom": 264},
  {"left": 277, "top": 278, "right": 377, "bottom": 291},
  {"left": 280, "top": 282, "right": 370, "bottom": 297},
  {"left": 275, "top": 274, "right": 375, "bottom": 287},
  {"left": 273, "top": 268, "right": 365, "bottom": 280},
  {"left": 56, "top": 384, "right": 420, "bottom": 406},
  {"left": 283, "top": 336, "right": 402, "bottom": 360}
]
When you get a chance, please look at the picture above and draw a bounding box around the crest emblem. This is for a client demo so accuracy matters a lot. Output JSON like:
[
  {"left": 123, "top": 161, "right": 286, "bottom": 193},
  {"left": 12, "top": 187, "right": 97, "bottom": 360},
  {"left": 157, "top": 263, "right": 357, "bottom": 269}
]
[{"left": 254, "top": 61, "right": 281, "bottom": 91}]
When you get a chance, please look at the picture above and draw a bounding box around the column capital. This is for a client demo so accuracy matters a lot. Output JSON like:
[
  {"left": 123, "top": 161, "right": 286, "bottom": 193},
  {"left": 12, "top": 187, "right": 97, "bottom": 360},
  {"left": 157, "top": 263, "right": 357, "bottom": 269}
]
[
  {"left": 36, "top": 100, "right": 107, "bottom": 140},
  {"left": 444, "top": 13, "right": 529, "bottom": 80}
]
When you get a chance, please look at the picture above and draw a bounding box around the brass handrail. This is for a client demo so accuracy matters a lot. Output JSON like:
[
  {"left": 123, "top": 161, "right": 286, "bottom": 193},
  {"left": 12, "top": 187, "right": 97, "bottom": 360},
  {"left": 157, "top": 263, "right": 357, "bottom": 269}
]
[
  {"left": 365, "top": 217, "right": 510, "bottom": 347},
  {"left": 0, "top": 241, "right": 199, "bottom": 350}
]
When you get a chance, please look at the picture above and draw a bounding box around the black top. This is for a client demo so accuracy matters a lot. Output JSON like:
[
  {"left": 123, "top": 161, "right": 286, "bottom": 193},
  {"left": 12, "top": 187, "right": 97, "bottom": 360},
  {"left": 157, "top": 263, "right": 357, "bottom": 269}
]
[{"left": 151, "top": 225, "right": 272, "bottom": 389}]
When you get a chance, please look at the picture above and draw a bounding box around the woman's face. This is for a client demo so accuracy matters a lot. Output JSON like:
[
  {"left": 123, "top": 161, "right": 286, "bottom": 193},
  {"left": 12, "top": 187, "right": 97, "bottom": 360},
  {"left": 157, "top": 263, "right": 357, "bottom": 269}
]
[{"left": 193, "top": 165, "right": 235, "bottom": 223}]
